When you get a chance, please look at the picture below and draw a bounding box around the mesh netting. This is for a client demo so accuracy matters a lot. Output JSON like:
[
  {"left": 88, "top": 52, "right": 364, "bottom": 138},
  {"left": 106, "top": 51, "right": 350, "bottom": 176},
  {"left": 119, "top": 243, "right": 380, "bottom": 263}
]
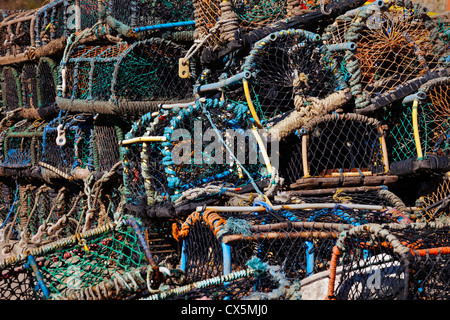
[
  {"left": 121, "top": 98, "right": 269, "bottom": 217},
  {"left": 278, "top": 187, "right": 412, "bottom": 219},
  {"left": 331, "top": 0, "right": 450, "bottom": 114},
  {"left": 174, "top": 203, "right": 408, "bottom": 284},
  {"left": 101, "top": 0, "right": 194, "bottom": 30},
  {"left": 417, "top": 77, "right": 450, "bottom": 157},
  {"left": 384, "top": 77, "right": 450, "bottom": 177},
  {"left": 1, "top": 67, "right": 22, "bottom": 114},
  {"left": 41, "top": 113, "right": 94, "bottom": 178},
  {"left": 193, "top": 0, "right": 324, "bottom": 48},
  {"left": 144, "top": 256, "right": 302, "bottom": 300},
  {"left": 0, "top": 180, "right": 16, "bottom": 230},
  {"left": 383, "top": 101, "right": 419, "bottom": 163},
  {"left": 0, "top": 0, "right": 95, "bottom": 60},
  {"left": 0, "top": 182, "right": 97, "bottom": 260},
  {"left": 0, "top": 221, "right": 154, "bottom": 300},
  {"left": 279, "top": 113, "right": 388, "bottom": 188},
  {"left": 0, "top": 264, "right": 36, "bottom": 300},
  {"left": 20, "top": 63, "right": 38, "bottom": 110},
  {"left": 328, "top": 220, "right": 450, "bottom": 300},
  {"left": 36, "top": 57, "right": 58, "bottom": 111},
  {"left": 415, "top": 173, "right": 450, "bottom": 222},
  {"left": 0, "top": 119, "right": 45, "bottom": 169},
  {"left": 34, "top": 0, "right": 68, "bottom": 46},
  {"left": 92, "top": 116, "right": 125, "bottom": 173},
  {"left": 58, "top": 39, "right": 194, "bottom": 118},
  {"left": 235, "top": 29, "right": 346, "bottom": 124},
  {"left": 65, "top": 0, "right": 99, "bottom": 32}
]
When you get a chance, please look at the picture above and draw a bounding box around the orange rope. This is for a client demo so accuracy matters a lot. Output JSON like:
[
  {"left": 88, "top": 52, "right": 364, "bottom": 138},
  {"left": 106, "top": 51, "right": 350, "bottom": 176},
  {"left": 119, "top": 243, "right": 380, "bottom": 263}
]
[
  {"left": 411, "top": 246, "right": 450, "bottom": 257},
  {"left": 172, "top": 210, "right": 227, "bottom": 241},
  {"left": 326, "top": 245, "right": 341, "bottom": 300}
]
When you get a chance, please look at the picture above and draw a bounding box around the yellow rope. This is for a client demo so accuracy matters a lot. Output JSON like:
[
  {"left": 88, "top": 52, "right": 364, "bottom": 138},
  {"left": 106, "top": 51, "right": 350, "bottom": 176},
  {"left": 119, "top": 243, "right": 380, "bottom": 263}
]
[
  {"left": 412, "top": 98, "right": 424, "bottom": 159},
  {"left": 243, "top": 79, "right": 263, "bottom": 129},
  {"left": 332, "top": 189, "right": 352, "bottom": 203}
]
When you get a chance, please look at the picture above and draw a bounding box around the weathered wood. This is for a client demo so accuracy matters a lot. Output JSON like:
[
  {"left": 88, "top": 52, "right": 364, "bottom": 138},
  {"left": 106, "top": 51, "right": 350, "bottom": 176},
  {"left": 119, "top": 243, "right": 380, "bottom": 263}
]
[
  {"left": 223, "top": 230, "right": 340, "bottom": 244},
  {"left": 289, "top": 175, "right": 398, "bottom": 189},
  {"left": 283, "top": 185, "right": 384, "bottom": 196}
]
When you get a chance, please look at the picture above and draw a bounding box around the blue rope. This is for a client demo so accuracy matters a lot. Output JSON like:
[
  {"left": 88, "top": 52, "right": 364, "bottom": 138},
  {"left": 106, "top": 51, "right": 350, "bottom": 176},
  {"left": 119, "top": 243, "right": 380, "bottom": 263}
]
[
  {"left": 0, "top": 187, "right": 19, "bottom": 229},
  {"left": 199, "top": 98, "right": 265, "bottom": 199},
  {"left": 25, "top": 255, "right": 50, "bottom": 299}
]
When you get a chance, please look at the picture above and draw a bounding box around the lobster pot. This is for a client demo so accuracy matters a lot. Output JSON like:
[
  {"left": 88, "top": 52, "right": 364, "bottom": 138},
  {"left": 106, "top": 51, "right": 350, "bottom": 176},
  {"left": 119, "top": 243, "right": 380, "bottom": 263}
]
[
  {"left": 387, "top": 77, "right": 450, "bottom": 177},
  {"left": 0, "top": 120, "right": 46, "bottom": 172},
  {"left": 232, "top": 29, "right": 346, "bottom": 125},
  {"left": 328, "top": 220, "right": 450, "bottom": 300},
  {"left": 320, "top": 0, "right": 392, "bottom": 84},
  {"left": 33, "top": 0, "right": 72, "bottom": 47},
  {"left": 0, "top": 222, "right": 150, "bottom": 300},
  {"left": 176, "top": 207, "right": 356, "bottom": 283},
  {"left": 57, "top": 39, "right": 194, "bottom": 118},
  {"left": 102, "top": 0, "right": 194, "bottom": 31},
  {"left": 20, "top": 58, "right": 60, "bottom": 125},
  {"left": 331, "top": 0, "right": 450, "bottom": 114},
  {"left": 121, "top": 98, "right": 268, "bottom": 217},
  {"left": 0, "top": 182, "right": 114, "bottom": 255},
  {"left": 1, "top": 67, "right": 22, "bottom": 114},
  {"left": 41, "top": 114, "right": 94, "bottom": 179},
  {"left": 0, "top": 1, "right": 94, "bottom": 61},
  {"left": 280, "top": 113, "right": 394, "bottom": 189}
]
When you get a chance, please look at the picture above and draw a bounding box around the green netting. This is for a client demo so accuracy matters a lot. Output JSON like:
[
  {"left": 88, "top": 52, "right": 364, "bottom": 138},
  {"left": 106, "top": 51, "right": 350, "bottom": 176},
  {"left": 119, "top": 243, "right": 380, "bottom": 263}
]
[
  {"left": 65, "top": 0, "right": 99, "bottom": 32},
  {"left": 58, "top": 39, "right": 194, "bottom": 118},
  {"left": 0, "top": 221, "right": 153, "bottom": 300},
  {"left": 37, "top": 225, "right": 146, "bottom": 299},
  {"left": 384, "top": 103, "right": 438, "bottom": 163}
]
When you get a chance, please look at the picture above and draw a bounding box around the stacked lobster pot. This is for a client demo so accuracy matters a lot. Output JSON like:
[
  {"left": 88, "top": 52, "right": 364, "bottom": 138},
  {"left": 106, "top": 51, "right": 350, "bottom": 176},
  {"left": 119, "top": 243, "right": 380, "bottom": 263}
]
[{"left": 0, "top": 0, "right": 449, "bottom": 301}]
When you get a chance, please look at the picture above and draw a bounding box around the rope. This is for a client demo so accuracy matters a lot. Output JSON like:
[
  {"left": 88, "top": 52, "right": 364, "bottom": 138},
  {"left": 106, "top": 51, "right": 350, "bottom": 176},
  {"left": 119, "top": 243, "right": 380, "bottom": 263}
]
[
  {"left": 265, "top": 88, "right": 350, "bottom": 140},
  {"left": 60, "top": 267, "right": 147, "bottom": 300},
  {"left": 39, "top": 161, "right": 73, "bottom": 180}
]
